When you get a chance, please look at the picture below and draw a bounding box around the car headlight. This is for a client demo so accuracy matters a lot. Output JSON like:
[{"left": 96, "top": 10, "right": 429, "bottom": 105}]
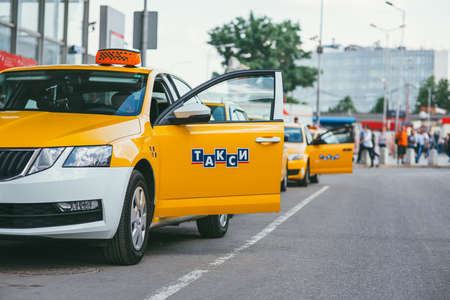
[
  {"left": 28, "top": 147, "right": 65, "bottom": 175},
  {"left": 63, "top": 145, "right": 112, "bottom": 167},
  {"left": 288, "top": 153, "right": 303, "bottom": 161}
]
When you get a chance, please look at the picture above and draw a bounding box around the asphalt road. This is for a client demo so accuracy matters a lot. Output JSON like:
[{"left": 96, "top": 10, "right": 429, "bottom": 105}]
[{"left": 1, "top": 167, "right": 450, "bottom": 300}]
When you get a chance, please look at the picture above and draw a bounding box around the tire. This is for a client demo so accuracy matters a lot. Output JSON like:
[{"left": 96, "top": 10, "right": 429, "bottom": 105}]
[
  {"left": 104, "top": 170, "right": 153, "bottom": 265},
  {"left": 298, "top": 162, "right": 310, "bottom": 187},
  {"left": 281, "top": 167, "right": 288, "bottom": 192},
  {"left": 310, "top": 174, "right": 319, "bottom": 184},
  {"left": 196, "top": 214, "right": 229, "bottom": 238}
]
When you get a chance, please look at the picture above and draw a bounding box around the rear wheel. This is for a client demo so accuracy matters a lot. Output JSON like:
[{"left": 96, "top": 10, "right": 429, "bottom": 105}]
[
  {"left": 197, "top": 214, "right": 229, "bottom": 238},
  {"left": 104, "top": 170, "right": 152, "bottom": 265},
  {"left": 310, "top": 174, "right": 319, "bottom": 183},
  {"left": 281, "top": 166, "right": 288, "bottom": 192},
  {"left": 298, "top": 162, "right": 310, "bottom": 187}
]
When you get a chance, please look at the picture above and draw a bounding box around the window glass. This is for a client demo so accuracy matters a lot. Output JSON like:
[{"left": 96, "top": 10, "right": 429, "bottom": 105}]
[
  {"left": 171, "top": 76, "right": 191, "bottom": 98},
  {"left": 150, "top": 80, "right": 171, "bottom": 124},
  {"left": 43, "top": 40, "right": 62, "bottom": 65},
  {"left": 16, "top": 31, "right": 38, "bottom": 61},
  {"left": 0, "top": 70, "right": 148, "bottom": 116},
  {"left": 285, "top": 127, "right": 304, "bottom": 143},
  {"left": 305, "top": 128, "right": 313, "bottom": 144},
  {"left": 196, "top": 75, "right": 274, "bottom": 121},
  {"left": 44, "top": 0, "right": 65, "bottom": 41},
  {"left": 230, "top": 108, "right": 248, "bottom": 121},
  {"left": 320, "top": 131, "right": 340, "bottom": 144},
  {"left": 0, "top": 25, "right": 11, "bottom": 52},
  {"left": 207, "top": 104, "right": 226, "bottom": 121},
  {"left": 67, "top": 0, "right": 83, "bottom": 49},
  {"left": 18, "top": 0, "right": 39, "bottom": 31},
  {"left": 0, "top": 0, "right": 11, "bottom": 23}
]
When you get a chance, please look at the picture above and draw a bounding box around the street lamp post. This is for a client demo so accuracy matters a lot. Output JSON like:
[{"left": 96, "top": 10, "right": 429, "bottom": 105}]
[
  {"left": 385, "top": 1, "right": 406, "bottom": 48},
  {"left": 315, "top": 0, "right": 324, "bottom": 127},
  {"left": 141, "top": 0, "right": 148, "bottom": 67},
  {"left": 370, "top": 23, "right": 404, "bottom": 130}
]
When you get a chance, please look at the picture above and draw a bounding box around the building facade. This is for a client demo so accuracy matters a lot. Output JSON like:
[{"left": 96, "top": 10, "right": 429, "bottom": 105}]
[{"left": 294, "top": 46, "right": 448, "bottom": 113}]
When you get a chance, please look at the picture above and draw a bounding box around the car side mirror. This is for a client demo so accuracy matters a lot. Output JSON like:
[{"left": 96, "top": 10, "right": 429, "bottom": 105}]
[{"left": 168, "top": 102, "right": 211, "bottom": 125}]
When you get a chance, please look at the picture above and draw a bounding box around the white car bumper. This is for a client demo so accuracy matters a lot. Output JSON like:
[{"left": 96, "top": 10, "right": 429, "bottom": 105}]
[{"left": 0, "top": 149, "right": 132, "bottom": 239}]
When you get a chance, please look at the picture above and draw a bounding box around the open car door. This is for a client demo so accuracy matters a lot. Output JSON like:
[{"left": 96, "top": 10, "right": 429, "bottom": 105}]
[
  {"left": 152, "top": 70, "right": 284, "bottom": 217},
  {"left": 308, "top": 127, "right": 354, "bottom": 174}
]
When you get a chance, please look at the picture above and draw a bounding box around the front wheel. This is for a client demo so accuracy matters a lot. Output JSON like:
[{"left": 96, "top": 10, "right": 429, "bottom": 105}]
[
  {"left": 298, "top": 163, "right": 310, "bottom": 187},
  {"left": 197, "top": 214, "right": 229, "bottom": 238},
  {"left": 104, "top": 170, "right": 152, "bottom": 265}
]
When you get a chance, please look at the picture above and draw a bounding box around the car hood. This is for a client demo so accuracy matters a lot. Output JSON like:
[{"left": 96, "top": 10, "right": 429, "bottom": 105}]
[
  {"left": 0, "top": 111, "right": 141, "bottom": 148},
  {"left": 285, "top": 142, "right": 307, "bottom": 154}
]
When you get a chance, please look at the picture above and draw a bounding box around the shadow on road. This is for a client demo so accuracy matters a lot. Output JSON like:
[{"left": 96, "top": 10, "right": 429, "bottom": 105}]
[{"left": 0, "top": 224, "right": 202, "bottom": 274}]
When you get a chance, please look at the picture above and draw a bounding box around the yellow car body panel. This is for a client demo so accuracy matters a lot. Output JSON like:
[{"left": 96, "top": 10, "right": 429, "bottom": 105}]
[
  {"left": 1, "top": 65, "right": 283, "bottom": 226},
  {"left": 285, "top": 142, "right": 308, "bottom": 180},
  {"left": 308, "top": 143, "right": 354, "bottom": 174}
]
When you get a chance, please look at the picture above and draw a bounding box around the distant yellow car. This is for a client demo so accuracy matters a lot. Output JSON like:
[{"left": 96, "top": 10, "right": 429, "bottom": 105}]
[
  {"left": 206, "top": 102, "right": 288, "bottom": 192},
  {"left": 285, "top": 123, "right": 354, "bottom": 186},
  {"left": 0, "top": 49, "right": 286, "bottom": 265}
]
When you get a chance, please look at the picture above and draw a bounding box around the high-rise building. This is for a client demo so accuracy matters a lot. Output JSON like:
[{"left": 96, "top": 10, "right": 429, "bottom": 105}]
[
  {"left": 294, "top": 46, "right": 448, "bottom": 113},
  {"left": 0, "top": 0, "right": 125, "bottom": 70}
]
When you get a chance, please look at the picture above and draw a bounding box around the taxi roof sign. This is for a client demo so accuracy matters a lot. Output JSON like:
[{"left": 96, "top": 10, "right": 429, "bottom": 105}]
[{"left": 95, "top": 49, "right": 140, "bottom": 66}]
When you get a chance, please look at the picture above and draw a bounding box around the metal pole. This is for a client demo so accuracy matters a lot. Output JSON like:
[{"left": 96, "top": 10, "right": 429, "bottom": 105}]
[
  {"left": 141, "top": 0, "right": 148, "bottom": 67},
  {"left": 316, "top": 0, "right": 324, "bottom": 126},
  {"left": 383, "top": 81, "right": 387, "bottom": 127},
  {"left": 400, "top": 10, "right": 405, "bottom": 48},
  {"left": 82, "top": 0, "right": 89, "bottom": 64},
  {"left": 427, "top": 86, "right": 432, "bottom": 131},
  {"left": 405, "top": 83, "right": 410, "bottom": 122}
]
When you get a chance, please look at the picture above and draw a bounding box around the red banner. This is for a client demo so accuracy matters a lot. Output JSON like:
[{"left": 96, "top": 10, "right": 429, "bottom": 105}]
[{"left": 0, "top": 51, "right": 37, "bottom": 71}]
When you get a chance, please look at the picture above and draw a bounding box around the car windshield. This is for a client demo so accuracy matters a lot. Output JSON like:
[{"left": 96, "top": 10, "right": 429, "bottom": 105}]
[
  {"left": 285, "top": 127, "right": 303, "bottom": 143},
  {"left": 0, "top": 70, "right": 148, "bottom": 116}
]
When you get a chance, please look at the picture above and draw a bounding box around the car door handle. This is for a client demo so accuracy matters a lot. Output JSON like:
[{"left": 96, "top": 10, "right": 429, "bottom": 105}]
[
  {"left": 255, "top": 137, "right": 281, "bottom": 143},
  {"left": 343, "top": 148, "right": 353, "bottom": 152}
]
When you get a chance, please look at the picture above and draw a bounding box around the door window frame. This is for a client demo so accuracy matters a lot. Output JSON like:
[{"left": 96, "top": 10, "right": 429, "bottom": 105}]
[{"left": 154, "top": 70, "right": 283, "bottom": 126}]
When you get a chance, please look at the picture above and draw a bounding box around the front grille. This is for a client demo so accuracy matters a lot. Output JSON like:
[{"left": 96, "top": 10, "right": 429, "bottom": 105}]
[
  {"left": 0, "top": 202, "right": 103, "bottom": 229},
  {"left": 288, "top": 169, "right": 300, "bottom": 176},
  {"left": 0, "top": 149, "right": 35, "bottom": 180}
]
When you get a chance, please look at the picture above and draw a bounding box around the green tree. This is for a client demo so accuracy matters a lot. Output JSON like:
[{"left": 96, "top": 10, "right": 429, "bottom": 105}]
[
  {"left": 415, "top": 76, "right": 436, "bottom": 113},
  {"left": 435, "top": 78, "right": 450, "bottom": 111},
  {"left": 328, "top": 96, "right": 357, "bottom": 113},
  {"left": 208, "top": 12, "right": 317, "bottom": 94},
  {"left": 370, "top": 97, "right": 385, "bottom": 113}
]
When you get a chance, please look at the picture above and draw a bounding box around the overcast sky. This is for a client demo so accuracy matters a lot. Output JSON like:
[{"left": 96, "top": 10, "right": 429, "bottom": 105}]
[{"left": 95, "top": 0, "right": 450, "bottom": 86}]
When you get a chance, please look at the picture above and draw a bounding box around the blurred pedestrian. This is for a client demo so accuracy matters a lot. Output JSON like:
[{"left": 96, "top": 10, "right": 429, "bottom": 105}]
[
  {"left": 379, "top": 127, "right": 387, "bottom": 148},
  {"left": 294, "top": 116, "right": 299, "bottom": 124},
  {"left": 396, "top": 126, "right": 408, "bottom": 164},
  {"left": 357, "top": 124, "right": 376, "bottom": 167},
  {"left": 446, "top": 133, "right": 450, "bottom": 162},
  {"left": 415, "top": 128, "right": 428, "bottom": 163},
  {"left": 407, "top": 129, "right": 416, "bottom": 149},
  {"left": 425, "top": 132, "right": 433, "bottom": 158},
  {"left": 433, "top": 131, "right": 440, "bottom": 151}
]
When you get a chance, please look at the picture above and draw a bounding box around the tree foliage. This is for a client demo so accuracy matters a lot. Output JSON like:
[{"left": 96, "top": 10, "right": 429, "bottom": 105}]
[
  {"left": 370, "top": 97, "right": 385, "bottom": 113},
  {"left": 208, "top": 12, "right": 317, "bottom": 93},
  {"left": 415, "top": 76, "right": 450, "bottom": 112},
  {"left": 328, "top": 96, "right": 357, "bottom": 113}
]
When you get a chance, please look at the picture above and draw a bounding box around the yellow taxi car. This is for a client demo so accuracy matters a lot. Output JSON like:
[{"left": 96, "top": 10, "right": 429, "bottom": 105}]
[
  {"left": 0, "top": 49, "right": 285, "bottom": 265},
  {"left": 285, "top": 123, "right": 354, "bottom": 186},
  {"left": 206, "top": 102, "right": 288, "bottom": 192}
]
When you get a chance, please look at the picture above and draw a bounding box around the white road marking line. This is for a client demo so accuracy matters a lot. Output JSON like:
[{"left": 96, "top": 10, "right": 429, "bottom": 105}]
[{"left": 145, "top": 186, "right": 330, "bottom": 300}]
